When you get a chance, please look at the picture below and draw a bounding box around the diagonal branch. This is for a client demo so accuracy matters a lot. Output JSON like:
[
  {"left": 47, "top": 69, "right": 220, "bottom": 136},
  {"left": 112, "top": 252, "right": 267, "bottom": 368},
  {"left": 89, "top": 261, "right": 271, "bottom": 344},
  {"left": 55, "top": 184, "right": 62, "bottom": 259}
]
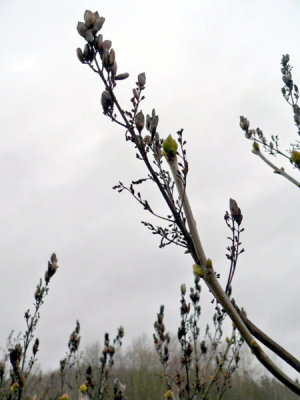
[{"left": 166, "top": 154, "right": 300, "bottom": 396}]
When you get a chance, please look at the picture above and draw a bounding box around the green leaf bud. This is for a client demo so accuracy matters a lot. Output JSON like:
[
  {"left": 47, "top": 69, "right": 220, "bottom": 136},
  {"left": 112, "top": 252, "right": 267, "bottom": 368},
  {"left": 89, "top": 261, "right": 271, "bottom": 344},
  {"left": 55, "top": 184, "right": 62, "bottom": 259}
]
[
  {"left": 162, "top": 135, "right": 178, "bottom": 158},
  {"left": 291, "top": 150, "right": 300, "bottom": 166},
  {"left": 252, "top": 141, "right": 260, "bottom": 153},
  {"left": 193, "top": 264, "right": 203, "bottom": 277}
]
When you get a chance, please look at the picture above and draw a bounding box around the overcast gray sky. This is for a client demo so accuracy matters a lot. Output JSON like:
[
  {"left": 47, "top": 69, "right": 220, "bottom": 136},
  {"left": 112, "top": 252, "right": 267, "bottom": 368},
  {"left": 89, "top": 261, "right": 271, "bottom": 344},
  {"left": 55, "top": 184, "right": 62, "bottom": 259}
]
[{"left": 0, "top": 0, "right": 299, "bottom": 379}]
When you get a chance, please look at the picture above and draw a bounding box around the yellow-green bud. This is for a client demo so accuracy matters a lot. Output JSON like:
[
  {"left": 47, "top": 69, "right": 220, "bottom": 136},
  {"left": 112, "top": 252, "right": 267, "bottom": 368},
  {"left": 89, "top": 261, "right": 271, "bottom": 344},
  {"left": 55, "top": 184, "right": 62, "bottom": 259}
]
[
  {"left": 10, "top": 383, "right": 19, "bottom": 393},
  {"left": 291, "top": 150, "right": 300, "bottom": 166},
  {"left": 206, "top": 258, "right": 212, "bottom": 268},
  {"left": 252, "top": 141, "right": 260, "bottom": 153},
  {"left": 164, "top": 390, "right": 174, "bottom": 399},
  {"left": 80, "top": 384, "right": 87, "bottom": 393},
  {"left": 162, "top": 135, "right": 178, "bottom": 158},
  {"left": 59, "top": 395, "right": 70, "bottom": 400},
  {"left": 193, "top": 264, "right": 203, "bottom": 277}
]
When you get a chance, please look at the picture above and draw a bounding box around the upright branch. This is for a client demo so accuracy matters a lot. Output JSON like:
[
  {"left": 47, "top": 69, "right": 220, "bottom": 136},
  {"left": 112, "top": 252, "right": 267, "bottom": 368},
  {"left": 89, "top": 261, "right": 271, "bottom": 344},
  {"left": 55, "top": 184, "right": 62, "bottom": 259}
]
[
  {"left": 76, "top": 10, "right": 300, "bottom": 395},
  {"left": 8, "top": 253, "right": 59, "bottom": 400}
]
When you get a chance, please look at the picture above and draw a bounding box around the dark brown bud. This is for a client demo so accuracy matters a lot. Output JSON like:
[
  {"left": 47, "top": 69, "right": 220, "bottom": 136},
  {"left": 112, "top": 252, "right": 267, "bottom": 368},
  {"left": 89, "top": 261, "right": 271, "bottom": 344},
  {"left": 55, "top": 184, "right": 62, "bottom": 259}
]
[
  {"left": 110, "top": 62, "right": 118, "bottom": 76},
  {"left": 108, "top": 48, "right": 115, "bottom": 66},
  {"left": 101, "top": 91, "right": 113, "bottom": 113},
  {"left": 135, "top": 111, "right": 145, "bottom": 132},
  {"left": 137, "top": 72, "right": 146, "bottom": 88},
  {"left": 132, "top": 88, "right": 139, "bottom": 100},
  {"left": 282, "top": 72, "right": 292, "bottom": 85},
  {"left": 95, "top": 35, "right": 103, "bottom": 51},
  {"left": 180, "top": 283, "right": 186, "bottom": 295},
  {"left": 245, "top": 129, "right": 255, "bottom": 139},
  {"left": 76, "top": 48, "right": 85, "bottom": 63},
  {"left": 77, "top": 22, "right": 87, "bottom": 37},
  {"left": 239, "top": 116, "right": 249, "bottom": 131},
  {"left": 32, "top": 338, "right": 39, "bottom": 356},
  {"left": 146, "top": 109, "right": 159, "bottom": 137},
  {"left": 115, "top": 73, "right": 129, "bottom": 81},
  {"left": 229, "top": 198, "right": 243, "bottom": 225}
]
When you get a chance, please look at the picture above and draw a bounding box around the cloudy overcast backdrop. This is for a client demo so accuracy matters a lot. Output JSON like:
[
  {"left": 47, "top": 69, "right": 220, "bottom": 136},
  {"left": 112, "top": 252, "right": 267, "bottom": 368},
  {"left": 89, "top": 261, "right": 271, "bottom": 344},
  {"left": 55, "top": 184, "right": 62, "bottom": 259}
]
[{"left": 0, "top": 0, "right": 299, "bottom": 379}]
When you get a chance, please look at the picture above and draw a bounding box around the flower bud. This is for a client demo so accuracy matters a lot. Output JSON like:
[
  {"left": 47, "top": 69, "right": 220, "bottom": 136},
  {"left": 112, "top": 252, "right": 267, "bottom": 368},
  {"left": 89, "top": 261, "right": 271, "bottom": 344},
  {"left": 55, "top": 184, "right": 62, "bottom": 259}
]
[
  {"left": 108, "top": 48, "right": 115, "bottom": 66},
  {"left": 239, "top": 116, "right": 249, "bottom": 131},
  {"left": 180, "top": 283, "right": 186, "bottom": 295},
  {"left": 32, "top": 338, "right": 39, "bottom": 355},
  {"left": 101, "top": 91, "right": 113, "bottom": 113},
  {"left": 245, "top": 129, "right": 255, "bottom": 139},
  {"left": 93, "top": 17, "right": 105, "bottom": 34},
  {"left": 115, "top": 72, "right": 129, "bottom": 80},
  {"left": 135, "top": 111, "right": 145, "bottom": 132},
  {"left": 282, "top": 72, "right": 292, "bottom": 85},
  {"left": 95, "top": 34, "right": 103, "bottom": 51},
  {"left": 85, "top": 29, "right": 94, "bottom": 43},
  {"left": 137, "top": 72, "right": 146, "bottom": 88},
  {"left": 76, "top": 48, "right": 85, "bottom": 63},
  {"left": 132, "top": 88, "right": 139, "bottom": 100},
  {"left": 110, "top": 62, "right": 118, "bottom": 76},
  {"left": 102, "top": 40, "right": 112, "bottom": 50},
  {"left": 84, "top": 10, "right": 96, "bottom": 28},
  {"left": 77, "top": 22, "right": 87, "bottom": 37}
]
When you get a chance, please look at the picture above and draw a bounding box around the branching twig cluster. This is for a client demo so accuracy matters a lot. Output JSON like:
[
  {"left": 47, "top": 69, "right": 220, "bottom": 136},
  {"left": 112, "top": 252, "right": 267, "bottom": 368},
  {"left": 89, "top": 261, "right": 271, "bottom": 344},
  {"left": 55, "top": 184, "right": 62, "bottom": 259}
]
[{"left": 75, "top": 9, "right": 300, "bottom": 396}]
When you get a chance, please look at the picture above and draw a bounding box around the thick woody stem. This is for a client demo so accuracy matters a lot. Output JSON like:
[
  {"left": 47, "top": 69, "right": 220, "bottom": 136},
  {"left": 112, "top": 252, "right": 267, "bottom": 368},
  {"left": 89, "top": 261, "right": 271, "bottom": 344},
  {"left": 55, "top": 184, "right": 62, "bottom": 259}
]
[
  {"left": 253, "top": 149, "right": 300, "bottom": 188},
  {"left": 167, "top": 155, "right": 300, "bottom": 395}
]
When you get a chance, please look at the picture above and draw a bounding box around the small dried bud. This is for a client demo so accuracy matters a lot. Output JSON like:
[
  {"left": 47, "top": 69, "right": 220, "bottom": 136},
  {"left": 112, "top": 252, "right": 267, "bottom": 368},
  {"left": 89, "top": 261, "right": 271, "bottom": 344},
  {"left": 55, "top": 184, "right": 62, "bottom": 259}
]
[
  {"left": 9, "top": 344, "right": 23, "bottom": 367},
  {"left": 77, "top": 22, "right": 87, "bottom": 38},
  {"left": 229, "top": 198, "right": 243, "bottom": 225},
  {"left": 84, "top": 10, "right": 96, "bottom": 28},
  {"left": 282, "top": 72, "right": 292, "bottom": 85},
  {"left": 281, "top": 54, "right": 290, "bottom": 67},
  {"left": 245, "top": 129, "right": 255, "bottom": 139},
  {"left": 135, "top": 111, "right": 145, "bottom": 132},
  {"left": 115, "top": 72, "right": 129, "bottom": 81},
  {"left": 32, "top": 338, "right": 39, "bottom": 355},
  {"left": 132, "top": 88, "right": 139, "bottom": 100},
  {"left": 239, "top": 116, "right": 250, "bottom": 131},
  {"left": 200, "top": 340, "right": 207, "bottom": 354},
  {"left": 146, "top": 109, "right": 159, "bottom": 138},
  {"left": 180, "top": 283, "right": 186, "bottom": 295},
  {"left": 83, "top": 44, "right": 93, "bottom": 62},
  {"left": 76, "top": 48, "right": 85, "bottom": 63},
  {"left": 137, "top": 72, "right": 146, "bottom": 88},
  {"left": 118, "top": 326, "right": 125, "bottom": 338},
  {"left": 101, "top": 91, "right": 113, "bottom": 113}
]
